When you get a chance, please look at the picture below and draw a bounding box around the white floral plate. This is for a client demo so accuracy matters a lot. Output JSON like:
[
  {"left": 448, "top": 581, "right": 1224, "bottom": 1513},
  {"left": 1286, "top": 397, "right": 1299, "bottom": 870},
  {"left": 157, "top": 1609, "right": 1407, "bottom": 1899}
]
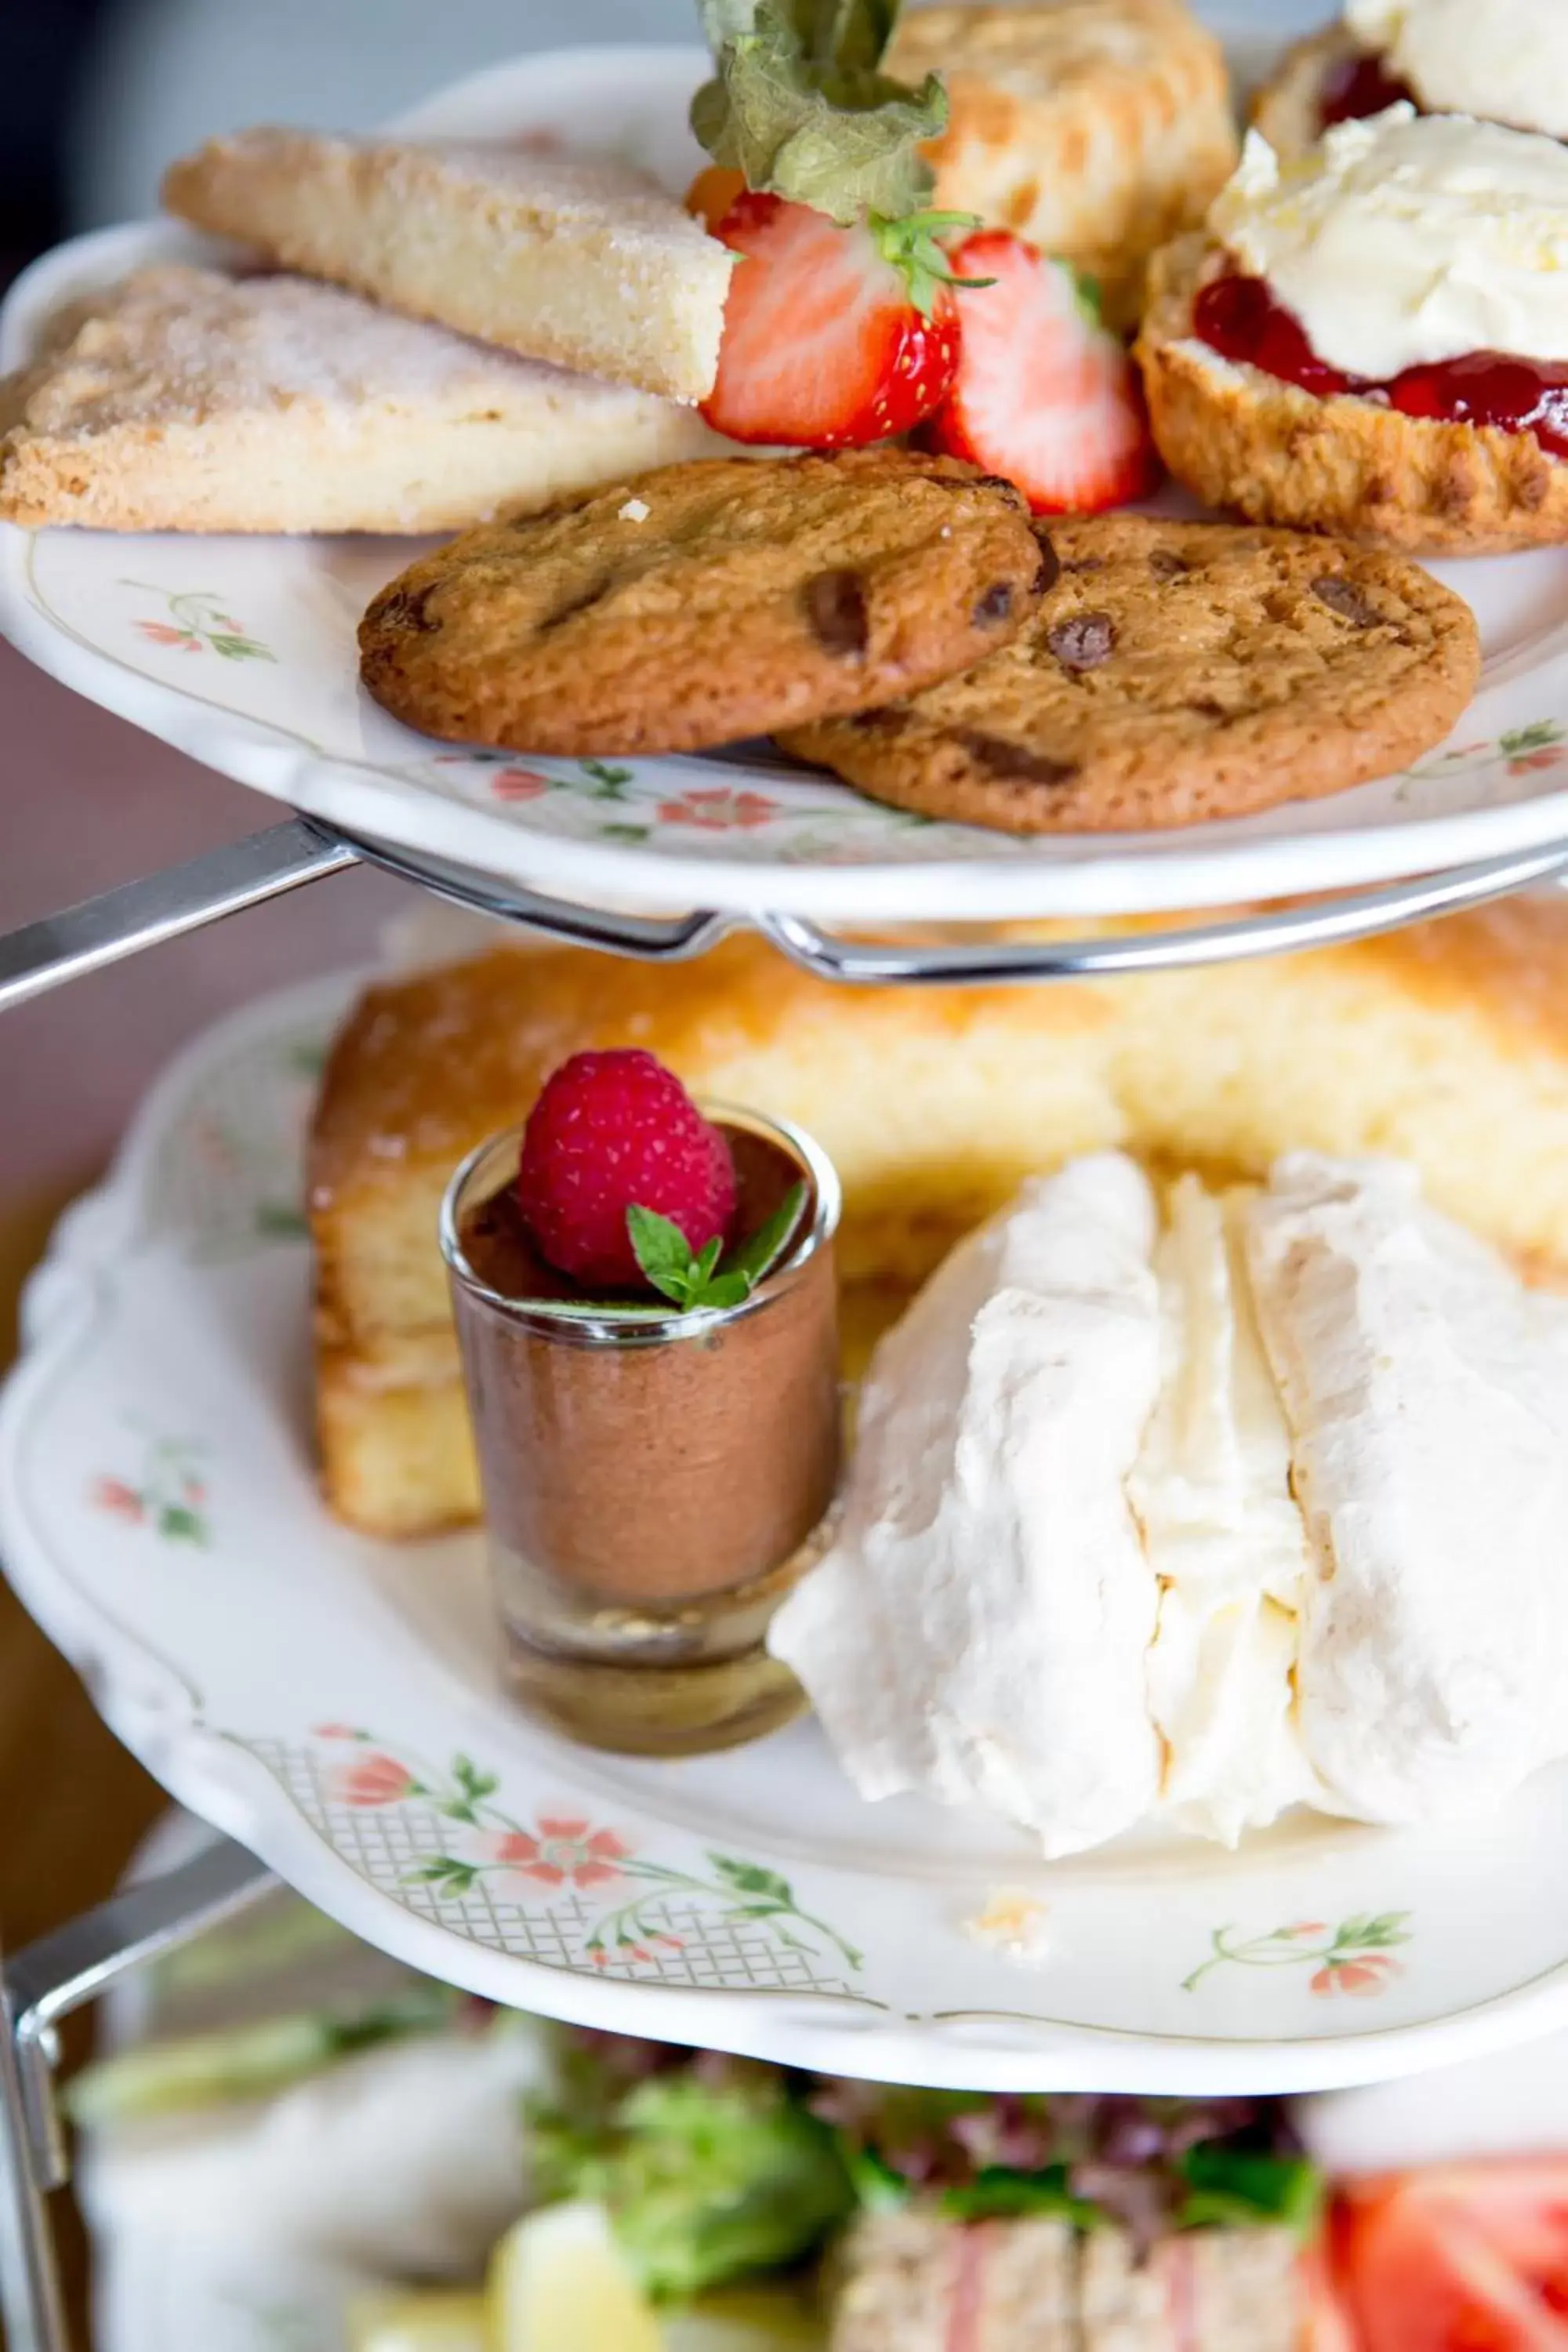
[
  {"left": 5, "top": 44, "right": 1568, "bottom": 921},
  {"left": 12, "top": 985, "right": 1568, "bottom": 2093}
]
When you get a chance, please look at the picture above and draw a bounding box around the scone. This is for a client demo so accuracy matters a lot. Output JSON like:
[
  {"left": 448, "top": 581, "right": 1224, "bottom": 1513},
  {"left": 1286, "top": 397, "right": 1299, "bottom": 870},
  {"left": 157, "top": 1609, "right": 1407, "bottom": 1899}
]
[
  {"left": 0, "top": 266, "right": 730, "bottom": 535},
  {"left": 310, "top": 900, "right": 1568, "bottom": 1536},
  {"left": 1254, "top": 0, "right": 1568, "bottom": 159},
  {"left": 781, "top": 514, "right": 1479, "bottom": 834},
  {"left": 886, "top": 0, "right": 1239, "bottom": 327},
  {"left": 358, "top": 450, "right": 1047, "bottom": 757},
  {"left": 1250, "top": 25, "right": 1381, "bottom": 158},
  {"left": 162, "top": 132, "right": 735, "bottom": 405},
  {"left": 1137, "top": 110, "right": 1568, "bottom": 554}
]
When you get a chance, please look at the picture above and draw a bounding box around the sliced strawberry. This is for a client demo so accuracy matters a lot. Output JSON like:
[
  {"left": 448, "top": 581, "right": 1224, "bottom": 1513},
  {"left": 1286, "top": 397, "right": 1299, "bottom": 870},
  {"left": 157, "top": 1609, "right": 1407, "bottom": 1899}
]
[
  {"left": 1330, "top": 2165, "right": 1568, "bottom": 2351},
  {"left": 701, "top": 194, "right": 964, "bottom": 450},
  {"left": 926, "top": 230, "right": 1160, "bottom": 515}
]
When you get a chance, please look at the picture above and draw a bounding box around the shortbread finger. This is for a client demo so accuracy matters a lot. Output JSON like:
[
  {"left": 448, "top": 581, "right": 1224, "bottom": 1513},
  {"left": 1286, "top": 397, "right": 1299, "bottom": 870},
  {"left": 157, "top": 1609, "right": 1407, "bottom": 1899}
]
[{"left": 162, "top": 131, "right": 735, "bottom": 405}]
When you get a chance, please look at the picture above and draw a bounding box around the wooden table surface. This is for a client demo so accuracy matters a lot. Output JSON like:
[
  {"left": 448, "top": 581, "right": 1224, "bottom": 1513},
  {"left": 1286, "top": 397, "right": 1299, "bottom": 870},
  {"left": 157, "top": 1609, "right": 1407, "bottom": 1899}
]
[{"left": 2, "top": 1178, "right": 168, "bottom": 2348}]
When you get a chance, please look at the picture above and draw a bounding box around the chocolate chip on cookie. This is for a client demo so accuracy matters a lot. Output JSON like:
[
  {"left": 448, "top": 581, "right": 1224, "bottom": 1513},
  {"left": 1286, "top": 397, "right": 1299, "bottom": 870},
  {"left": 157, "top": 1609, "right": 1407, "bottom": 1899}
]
[
  {"left": 1048, "top": 612, "right": 1116, "bottom": 671},
  {"left": 779, "top": 514, "right": 1479, "bottom": 835},
  {"left": 357, "top": 450, "right": 1047, "bottom": 757}
]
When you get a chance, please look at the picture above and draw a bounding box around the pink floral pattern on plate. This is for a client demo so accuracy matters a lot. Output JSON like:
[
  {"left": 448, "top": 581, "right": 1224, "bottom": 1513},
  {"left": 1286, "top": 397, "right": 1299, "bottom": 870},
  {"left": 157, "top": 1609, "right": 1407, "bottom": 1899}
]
[
  {"left": 127, "top": 585, "right": 274, "bottom": 662},
  {"left": 311, "top": 1726, "right": 862, "bottom": 1975},
  {"left": 89, "top": 1436, "right": 209, "bottom": 1545},
  {"left": 1182, "top": 1911, "right": 1412, "bottom": 1998}
]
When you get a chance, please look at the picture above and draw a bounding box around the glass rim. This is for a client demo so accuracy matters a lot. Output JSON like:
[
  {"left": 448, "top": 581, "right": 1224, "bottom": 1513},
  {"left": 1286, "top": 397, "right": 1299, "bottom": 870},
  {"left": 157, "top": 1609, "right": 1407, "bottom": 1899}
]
[{"left": 438, "top": 1099, "right": 841, "bottom": 1345}]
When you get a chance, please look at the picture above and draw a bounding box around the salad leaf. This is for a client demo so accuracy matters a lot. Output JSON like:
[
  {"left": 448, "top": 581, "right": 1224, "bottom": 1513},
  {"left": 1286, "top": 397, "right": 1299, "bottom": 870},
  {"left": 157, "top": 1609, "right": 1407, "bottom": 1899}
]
[
  {"left": 530, "top": 2057, "right": 855, "bottom": 2300},
  {"left": 1176, "top": 2145, "right": 1325, "bottom": 2238},
  {"left": 941, "top": 2164, "right": 1101, "bottom": 2229}
]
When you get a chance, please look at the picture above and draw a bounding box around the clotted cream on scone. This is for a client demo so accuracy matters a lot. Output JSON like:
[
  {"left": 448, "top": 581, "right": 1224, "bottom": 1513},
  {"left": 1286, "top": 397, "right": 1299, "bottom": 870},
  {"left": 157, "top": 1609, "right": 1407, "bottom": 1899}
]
[
  {"left": 1256, "top": 0, "right": 1568, "bottom": 158},
  {"left": 1137, "top": 107, "right": 1568, "bottom": 552}
]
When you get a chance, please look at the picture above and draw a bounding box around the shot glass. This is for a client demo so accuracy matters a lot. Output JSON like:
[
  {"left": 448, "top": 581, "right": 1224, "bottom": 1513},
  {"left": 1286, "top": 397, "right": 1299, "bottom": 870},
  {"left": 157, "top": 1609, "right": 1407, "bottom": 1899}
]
[{"left": 440, "top": 1105, "right": 841, "bottom": 1756}]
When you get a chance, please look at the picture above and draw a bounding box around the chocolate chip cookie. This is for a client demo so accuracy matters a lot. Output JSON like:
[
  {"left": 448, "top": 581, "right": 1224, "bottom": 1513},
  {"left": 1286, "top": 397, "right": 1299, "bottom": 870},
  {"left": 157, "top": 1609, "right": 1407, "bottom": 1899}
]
[
  {"left": 779, "top": 514, "right": 1482, "bottom": 833},
  {"left": 358, "top": 449, "right": 1046, "bottom": 757}
]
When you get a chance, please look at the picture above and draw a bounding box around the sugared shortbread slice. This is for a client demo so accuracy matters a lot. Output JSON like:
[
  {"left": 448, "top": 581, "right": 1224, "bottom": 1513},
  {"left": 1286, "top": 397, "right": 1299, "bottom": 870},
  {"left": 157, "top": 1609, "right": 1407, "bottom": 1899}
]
[
  {"left": 162, "top": 132, "right": 735, "bottom": 405},
  {"left": 0, "top": 266, "right": 730, "bottom": 534}
]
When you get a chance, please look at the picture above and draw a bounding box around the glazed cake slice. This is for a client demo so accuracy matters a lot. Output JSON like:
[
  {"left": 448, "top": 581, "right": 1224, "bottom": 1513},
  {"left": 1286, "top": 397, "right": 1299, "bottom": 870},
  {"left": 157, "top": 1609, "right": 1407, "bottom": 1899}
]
[
  {"left": 162, "top": 131, "right": 736, "bottom": 405},
  {"left": 0, "top": 266, "right": 729, "bottom": 533}
]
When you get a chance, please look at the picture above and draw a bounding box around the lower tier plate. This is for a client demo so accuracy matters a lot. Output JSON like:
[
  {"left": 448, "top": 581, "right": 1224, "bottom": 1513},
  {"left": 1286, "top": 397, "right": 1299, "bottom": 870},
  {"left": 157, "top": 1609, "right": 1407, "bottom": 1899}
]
[{"left": 8, "top": 978, "right": 1568, "bottom": 2092}]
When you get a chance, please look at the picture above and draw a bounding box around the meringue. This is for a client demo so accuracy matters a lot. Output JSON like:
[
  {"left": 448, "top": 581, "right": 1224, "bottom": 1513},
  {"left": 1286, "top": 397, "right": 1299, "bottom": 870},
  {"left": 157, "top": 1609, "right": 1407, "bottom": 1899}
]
[
  {"left": 1250, "top": 1153, "right": 1568, "bottom": 1825},
  {"left": 1133, "top": 1176, "right": 1323, "bottom": 1846},
  {"left": 775, "top": 1149, "right": 1568, "bottom": 1857},
  {"left": 768, "top": 1156, "right": 1163, "bottom": 1860}
]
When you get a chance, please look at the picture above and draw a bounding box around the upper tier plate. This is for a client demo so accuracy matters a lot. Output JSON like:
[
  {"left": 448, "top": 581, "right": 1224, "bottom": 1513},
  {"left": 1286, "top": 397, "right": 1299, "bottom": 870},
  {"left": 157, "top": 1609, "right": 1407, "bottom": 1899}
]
[
  {"left": 11, "top": 976, "right": 1568, "bottom": 2093},
  {"left": 5, "top": 40, "right": 1568, "bottom": 920}
]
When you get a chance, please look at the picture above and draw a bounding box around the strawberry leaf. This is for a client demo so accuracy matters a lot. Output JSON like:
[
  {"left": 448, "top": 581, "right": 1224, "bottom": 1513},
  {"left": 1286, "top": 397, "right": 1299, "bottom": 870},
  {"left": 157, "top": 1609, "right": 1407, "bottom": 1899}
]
[
  {"left": 873, "top": 209, "right": 989, "bottom": 318},
  {"left": 692, "top": 0, "right": 945, "bottom": 224}
]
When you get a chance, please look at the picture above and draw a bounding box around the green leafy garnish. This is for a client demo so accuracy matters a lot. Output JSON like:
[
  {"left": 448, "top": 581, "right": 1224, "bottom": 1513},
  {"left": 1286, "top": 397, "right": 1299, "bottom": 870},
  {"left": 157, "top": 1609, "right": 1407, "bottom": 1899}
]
[
  {"left": 844, "top": 2143, "right": 913, "bottom": 2212},
  {"left": 1176, "top": 2146, "right": 1324, "bottom": 2238},
  {"left": 691, "top": 0, "right": 949, "bottom": 226},
  {"left": 627, "top": 1181, "right": 807, "bottom": 1312},
  {"left": 530, "top": 2061, "right": 855, "bottom": 2300},
  {"left": 940, "top": 2164, "right": 1102, "bottom": 2229}
]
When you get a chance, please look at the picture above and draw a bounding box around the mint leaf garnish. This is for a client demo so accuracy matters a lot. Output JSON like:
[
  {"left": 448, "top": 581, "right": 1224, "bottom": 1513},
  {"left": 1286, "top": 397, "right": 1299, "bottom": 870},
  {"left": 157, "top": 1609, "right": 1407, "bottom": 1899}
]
[
  {"left": 722, "top": 1181, "right": 807, "bottom": 1292},
  {"left": 626, "top": 1180, "right": 810, "bottom": 1312},
  {"left": 626, "top": 1204, "right": 710, "bottom": 1308}
]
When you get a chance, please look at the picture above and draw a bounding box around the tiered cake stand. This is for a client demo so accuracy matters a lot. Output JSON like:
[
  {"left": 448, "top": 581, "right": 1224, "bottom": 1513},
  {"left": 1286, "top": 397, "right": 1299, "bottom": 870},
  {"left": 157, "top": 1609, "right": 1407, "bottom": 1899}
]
[{"left": 9, "top": 32, "right": 1568, "bottom": 2352}]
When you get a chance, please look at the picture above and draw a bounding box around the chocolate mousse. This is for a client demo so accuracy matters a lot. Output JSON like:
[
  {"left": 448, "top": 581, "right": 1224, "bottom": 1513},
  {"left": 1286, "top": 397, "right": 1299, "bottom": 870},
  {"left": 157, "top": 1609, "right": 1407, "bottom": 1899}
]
[{"left": 441, "top": 1072, "right": 842, "bottom": 1757}]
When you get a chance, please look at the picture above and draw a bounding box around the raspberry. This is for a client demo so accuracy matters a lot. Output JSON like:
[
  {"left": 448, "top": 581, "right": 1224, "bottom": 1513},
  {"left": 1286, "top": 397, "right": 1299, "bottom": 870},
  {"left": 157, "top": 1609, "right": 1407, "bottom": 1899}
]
[{"left": 516, "top": 1049, "right": 737, "bottom": 1290}]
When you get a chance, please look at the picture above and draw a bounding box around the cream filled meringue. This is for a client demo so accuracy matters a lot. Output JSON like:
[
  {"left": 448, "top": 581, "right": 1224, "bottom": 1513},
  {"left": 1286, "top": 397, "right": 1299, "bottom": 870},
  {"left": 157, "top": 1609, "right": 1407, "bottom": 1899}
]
[
  {"left": 775, "top": 1149, "right": 1568, "bottom": 1856},
  {"left": 768, "top": 1156, "right": 1163, "bottom": 1860}
]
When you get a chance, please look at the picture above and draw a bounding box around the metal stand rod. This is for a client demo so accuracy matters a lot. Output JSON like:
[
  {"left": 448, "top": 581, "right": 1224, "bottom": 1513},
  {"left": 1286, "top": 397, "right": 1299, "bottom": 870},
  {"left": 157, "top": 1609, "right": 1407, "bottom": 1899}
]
[
  {"left": 757, "top": 837, "right": 1568, "bottom": 984},
  {"left": 0, "top": 819, "right": 358, "bottom": 1014},
  {"left": 0, "top": 1838, "right": 276, "bottom": 2352},
  {"left": 9, "top": 811, "right": 1568, "bottom": 1008}
]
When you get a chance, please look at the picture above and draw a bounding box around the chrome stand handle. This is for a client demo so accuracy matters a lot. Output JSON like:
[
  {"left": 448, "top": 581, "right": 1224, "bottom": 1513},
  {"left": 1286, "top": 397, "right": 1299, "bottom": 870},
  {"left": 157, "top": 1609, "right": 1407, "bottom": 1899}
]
[
  {"left": 0, "top": 1839, "right": 276, "bottom": 2352},
  {"left": 0, "top": 818, "right": 357, "bottom": 1014}
]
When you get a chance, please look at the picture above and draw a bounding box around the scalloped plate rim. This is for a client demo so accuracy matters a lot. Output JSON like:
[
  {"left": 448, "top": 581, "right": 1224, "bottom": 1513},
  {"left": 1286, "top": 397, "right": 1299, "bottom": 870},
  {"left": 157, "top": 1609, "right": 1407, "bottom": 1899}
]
[{"left": 9, "top": 977, "right": 1568, "bottom": 2091}]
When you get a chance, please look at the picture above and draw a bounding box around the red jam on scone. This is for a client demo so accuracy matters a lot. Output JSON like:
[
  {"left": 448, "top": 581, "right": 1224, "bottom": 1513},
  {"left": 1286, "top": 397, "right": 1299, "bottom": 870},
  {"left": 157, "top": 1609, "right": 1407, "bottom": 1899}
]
[{"left": 1192, "top": 109, "right": 1568, "bottom": 460}]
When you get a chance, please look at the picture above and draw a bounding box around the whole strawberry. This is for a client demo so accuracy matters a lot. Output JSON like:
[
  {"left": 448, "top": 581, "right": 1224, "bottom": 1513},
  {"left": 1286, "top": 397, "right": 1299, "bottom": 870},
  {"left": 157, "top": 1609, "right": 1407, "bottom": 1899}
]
[
  {"left": 701, "top": 196, "right": 981, "bottom": 450},
  {"left": 517, "top": 1050, "right": 736, "bottom": 1292}
]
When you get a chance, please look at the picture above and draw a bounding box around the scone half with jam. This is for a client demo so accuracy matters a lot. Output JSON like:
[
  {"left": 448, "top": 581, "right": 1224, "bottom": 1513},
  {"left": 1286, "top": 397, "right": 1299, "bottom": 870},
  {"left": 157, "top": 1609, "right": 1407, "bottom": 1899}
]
[
  {"left": 1136, "top": 106, "right": 1568, "bottom": 554},
  {"left": 1254, "top": 0, "right": 1568, "bottom": 160}
]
